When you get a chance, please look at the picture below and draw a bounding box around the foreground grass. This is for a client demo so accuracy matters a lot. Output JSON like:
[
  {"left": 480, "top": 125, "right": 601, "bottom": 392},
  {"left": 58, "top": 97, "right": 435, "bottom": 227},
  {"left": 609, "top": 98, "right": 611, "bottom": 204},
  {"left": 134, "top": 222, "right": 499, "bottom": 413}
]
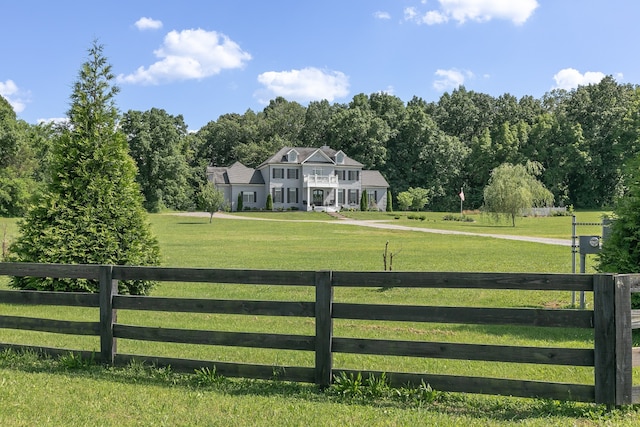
[{"left": 1, "top": 349, "right": 638, "bottom": 427}]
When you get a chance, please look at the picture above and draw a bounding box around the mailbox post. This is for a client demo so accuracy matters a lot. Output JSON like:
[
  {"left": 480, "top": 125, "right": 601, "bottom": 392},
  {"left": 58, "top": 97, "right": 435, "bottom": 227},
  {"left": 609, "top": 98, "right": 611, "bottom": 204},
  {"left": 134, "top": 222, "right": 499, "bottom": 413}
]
[
  {"left": 577, "top": 235, "right": 601, "bottom": 309},
  {"left": 571, "top": 215, "right": 614, "bottom": 308}
]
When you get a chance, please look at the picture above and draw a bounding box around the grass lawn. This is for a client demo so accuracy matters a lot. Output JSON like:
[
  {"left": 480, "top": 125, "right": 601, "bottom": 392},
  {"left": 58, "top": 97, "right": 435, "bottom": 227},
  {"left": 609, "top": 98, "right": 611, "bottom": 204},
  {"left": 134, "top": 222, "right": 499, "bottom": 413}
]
[{"left": 1, "top": 211, "right": 638, "bottom": 426}]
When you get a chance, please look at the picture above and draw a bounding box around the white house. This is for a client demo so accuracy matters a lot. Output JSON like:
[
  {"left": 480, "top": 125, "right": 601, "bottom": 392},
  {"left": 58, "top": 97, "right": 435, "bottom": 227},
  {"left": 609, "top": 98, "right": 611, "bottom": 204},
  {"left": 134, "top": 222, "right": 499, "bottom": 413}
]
[{"left": 207, "top": 146, "right": 389, "bottom": 212}]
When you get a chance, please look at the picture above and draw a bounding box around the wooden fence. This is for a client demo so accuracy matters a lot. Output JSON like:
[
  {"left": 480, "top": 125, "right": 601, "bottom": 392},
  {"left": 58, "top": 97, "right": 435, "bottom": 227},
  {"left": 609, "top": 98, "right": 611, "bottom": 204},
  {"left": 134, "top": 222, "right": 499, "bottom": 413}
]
[{"left": 1, "top": 262, "right": 639, "bottom": 406}]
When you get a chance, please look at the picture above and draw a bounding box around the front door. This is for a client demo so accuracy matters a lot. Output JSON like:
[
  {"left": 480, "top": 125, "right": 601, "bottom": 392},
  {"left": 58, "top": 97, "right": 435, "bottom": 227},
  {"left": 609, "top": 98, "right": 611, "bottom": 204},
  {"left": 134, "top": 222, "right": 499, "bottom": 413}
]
[{"left": 312, "top": 189, "right": 324, "bottom": 205}]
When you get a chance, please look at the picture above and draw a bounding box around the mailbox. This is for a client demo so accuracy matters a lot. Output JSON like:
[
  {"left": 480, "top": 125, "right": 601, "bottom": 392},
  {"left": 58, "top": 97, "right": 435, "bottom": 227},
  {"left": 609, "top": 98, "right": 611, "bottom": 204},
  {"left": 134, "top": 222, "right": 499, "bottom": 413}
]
[{"left": 579, "top": 235, "right": 601, "bottom": 254}]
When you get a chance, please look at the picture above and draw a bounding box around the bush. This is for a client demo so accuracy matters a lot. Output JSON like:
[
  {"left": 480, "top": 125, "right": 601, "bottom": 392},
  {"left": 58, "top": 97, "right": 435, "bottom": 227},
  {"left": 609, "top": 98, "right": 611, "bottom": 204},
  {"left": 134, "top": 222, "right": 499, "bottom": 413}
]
[
  {"left": 597, "top": 158, "right": 640, "bottom": 308},
  {"left": 443, "top": 214, "right": 475, "bottom": 222}
]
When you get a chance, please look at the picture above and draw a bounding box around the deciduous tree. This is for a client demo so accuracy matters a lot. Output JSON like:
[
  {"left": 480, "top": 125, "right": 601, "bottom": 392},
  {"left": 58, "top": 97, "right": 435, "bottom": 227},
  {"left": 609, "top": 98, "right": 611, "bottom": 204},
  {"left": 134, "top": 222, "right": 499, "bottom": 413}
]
[
  {"left": 483, "top": 162, "right": 553, "bottom": 226},
  {"left": 408, "top": 187, "right": 429, "bottom": 211},
  {"left": 397, "top": 191, "right": 412, "bottom": 211},
  {"left": 0, "top": 96, "right": 39, "bottom": 216},
  {"left": 122, "top": 108, "right": 193, "bottom": 212},
  {"left": 198, "top": 183, "right": 225, "bottom": 223}
]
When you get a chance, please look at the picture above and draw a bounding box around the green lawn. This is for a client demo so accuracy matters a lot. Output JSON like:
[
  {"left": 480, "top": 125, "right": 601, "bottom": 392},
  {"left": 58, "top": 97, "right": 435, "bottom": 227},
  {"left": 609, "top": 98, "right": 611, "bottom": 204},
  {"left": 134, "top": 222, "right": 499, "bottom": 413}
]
[
  {"left": 152, "top": 213, "right": 579, "bottom": 272},
  {"left": 1, "top": 212, "right": 638, "bottom": 426}
]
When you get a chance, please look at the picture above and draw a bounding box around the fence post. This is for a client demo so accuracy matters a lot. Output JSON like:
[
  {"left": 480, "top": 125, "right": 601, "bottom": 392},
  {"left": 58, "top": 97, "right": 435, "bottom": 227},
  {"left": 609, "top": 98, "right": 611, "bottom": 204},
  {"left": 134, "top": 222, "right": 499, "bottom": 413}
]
[
  {"left": 593, "top": 274, "right": 632, "bottom": 406},
  {"left": 99, "top": 265, "right": 117, "bottom": 365},
  {"left": 315, "top": 270, "right": 333, "bottom": 388},
  {"left": 614, "top": 275, "right": 633, "bottom": 405}
]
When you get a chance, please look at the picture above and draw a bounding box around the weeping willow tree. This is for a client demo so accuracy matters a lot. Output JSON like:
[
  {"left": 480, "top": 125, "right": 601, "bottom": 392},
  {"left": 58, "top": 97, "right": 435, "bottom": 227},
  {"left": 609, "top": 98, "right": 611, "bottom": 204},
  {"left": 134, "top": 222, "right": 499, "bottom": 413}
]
[
  {"left": 483, "top": 162, "right": 554, "bottom": 227},
  {"left": 7, "top": 41, "right": 160, "bottom": 294}
]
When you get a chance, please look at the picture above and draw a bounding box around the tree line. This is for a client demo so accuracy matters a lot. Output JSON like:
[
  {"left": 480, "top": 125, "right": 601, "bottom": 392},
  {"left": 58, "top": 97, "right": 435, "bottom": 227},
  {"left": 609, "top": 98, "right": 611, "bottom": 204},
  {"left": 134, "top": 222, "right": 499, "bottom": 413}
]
[{"left": 2, "top": 76, "right": 640, "bottom": 216}]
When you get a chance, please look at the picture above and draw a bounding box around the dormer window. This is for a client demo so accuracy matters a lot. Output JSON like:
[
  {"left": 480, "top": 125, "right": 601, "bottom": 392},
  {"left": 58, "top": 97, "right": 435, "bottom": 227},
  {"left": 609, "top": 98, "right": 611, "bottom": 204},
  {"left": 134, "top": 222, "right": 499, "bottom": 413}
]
[
  {"left": 335, "top": 151, "right": 345, "bottom": 164},
  {"left": 287, "top": 150, "right": 298, "bottom": 162}
]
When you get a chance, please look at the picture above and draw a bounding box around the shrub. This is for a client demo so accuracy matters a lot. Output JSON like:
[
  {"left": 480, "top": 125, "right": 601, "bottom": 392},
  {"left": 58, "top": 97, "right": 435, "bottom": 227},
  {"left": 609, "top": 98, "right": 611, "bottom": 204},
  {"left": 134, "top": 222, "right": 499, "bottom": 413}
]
[
  {"left": 597, "top": 158, "right": 640, "bottom": 307},
  {"left": 237, "top": 193, "right": 243, "bottom": 212},
  {"left": 360, "top": 191, "right": 368, "bottom": 211},
  {"left": 443, "top": 214, "right": 475, "bottom": 222}
]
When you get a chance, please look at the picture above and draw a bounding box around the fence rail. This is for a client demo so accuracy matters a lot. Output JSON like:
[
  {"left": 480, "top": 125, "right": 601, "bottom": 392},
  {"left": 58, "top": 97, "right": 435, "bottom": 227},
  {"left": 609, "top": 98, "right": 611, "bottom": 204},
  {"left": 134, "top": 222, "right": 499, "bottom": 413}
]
[{"left": 0, "top": 262, "right": 639, "bottom": 406}]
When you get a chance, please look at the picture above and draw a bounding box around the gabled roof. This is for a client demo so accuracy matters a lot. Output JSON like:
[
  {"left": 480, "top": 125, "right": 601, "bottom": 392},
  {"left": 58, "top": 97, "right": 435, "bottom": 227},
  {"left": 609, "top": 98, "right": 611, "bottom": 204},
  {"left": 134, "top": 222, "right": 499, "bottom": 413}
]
[
  {"left": 362, "top": 170, "right": 389, "bottom": 188},
  {"left": 208, "top": 161, "right": 264, "bottom": 185},
  {"left": 257, "top": 146, "right": 363, "bottom": 168},
  {"left": 301, "top": 148, "right": 334, "bottom": 164}
]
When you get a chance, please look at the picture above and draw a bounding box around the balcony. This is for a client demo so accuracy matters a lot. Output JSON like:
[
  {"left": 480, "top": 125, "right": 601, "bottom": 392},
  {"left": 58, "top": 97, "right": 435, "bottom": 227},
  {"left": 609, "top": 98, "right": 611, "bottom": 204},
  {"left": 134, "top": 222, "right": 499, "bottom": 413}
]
[{"left": 303, "top": 174, "right": 339, "bottom": 188}]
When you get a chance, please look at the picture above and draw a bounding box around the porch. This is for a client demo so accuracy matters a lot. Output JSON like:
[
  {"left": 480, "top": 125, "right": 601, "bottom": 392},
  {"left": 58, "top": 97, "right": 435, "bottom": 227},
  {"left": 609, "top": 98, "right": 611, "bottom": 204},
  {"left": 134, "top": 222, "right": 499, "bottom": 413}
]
[{"left": 303, "top": 174, "right": 339, "bottom": 212}]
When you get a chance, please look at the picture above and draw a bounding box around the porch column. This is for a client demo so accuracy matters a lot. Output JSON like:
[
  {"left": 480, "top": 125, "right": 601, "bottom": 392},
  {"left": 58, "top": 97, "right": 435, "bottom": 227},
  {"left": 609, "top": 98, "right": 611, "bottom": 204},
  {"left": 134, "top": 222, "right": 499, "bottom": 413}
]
[
  {"left": 307, "top": 186, "right": 311, "bottom": 211},
  {"left": 334, "top": 189, "right": 338, "bottom": 210}
]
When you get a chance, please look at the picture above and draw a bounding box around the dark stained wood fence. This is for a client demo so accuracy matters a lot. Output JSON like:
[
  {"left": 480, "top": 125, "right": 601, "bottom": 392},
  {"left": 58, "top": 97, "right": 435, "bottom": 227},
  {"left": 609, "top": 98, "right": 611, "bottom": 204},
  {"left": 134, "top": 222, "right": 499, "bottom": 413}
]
[{"left": 1, "top": 262, "right": 639, "bottom": 406}]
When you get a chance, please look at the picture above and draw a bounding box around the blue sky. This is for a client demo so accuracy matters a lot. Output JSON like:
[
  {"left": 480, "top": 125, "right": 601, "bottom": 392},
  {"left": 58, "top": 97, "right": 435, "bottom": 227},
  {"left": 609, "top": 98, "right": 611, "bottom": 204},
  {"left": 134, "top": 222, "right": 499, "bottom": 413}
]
[{"left": 1, "top": 0, "right": 638, "bottom": 131}]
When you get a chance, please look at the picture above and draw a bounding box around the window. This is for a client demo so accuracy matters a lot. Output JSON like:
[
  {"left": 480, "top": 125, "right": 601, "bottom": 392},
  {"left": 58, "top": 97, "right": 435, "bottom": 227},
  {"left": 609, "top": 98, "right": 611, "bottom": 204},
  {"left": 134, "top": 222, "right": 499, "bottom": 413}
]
[
  {"left": 312, "top": 168, "right": 323, "bottom": 176},
  {"left": 338, "top": 189, "right": 345, "bottom": 204},
  {"left": 335, "top": 170, "right": 346, "bottom": 180},
  {"left": 287, "top": 168, "right": 299, "bottom": 179},
  {"left": 288, "top": 151, "right": 297, "bottom": 162},
  {"left": 348, "top": 189, "right": 359, "bottom": 204},
  {"left": 242, "top": 192, "right": 256, "bottom": 203},
  {"left": 287, "top": 188, "right": 298, "bottom": 203},
  {"left": 272, "top": 188, "right": 284, "bottom": 203},
  {"left": 273, "top": 168, "right": 284, "bottom": 179},
  {"left": 368, "top": 190, "right": 377, "bottom": 203},
  {"left": 348, "top": 170, "right": 360, "bottom": 181}
]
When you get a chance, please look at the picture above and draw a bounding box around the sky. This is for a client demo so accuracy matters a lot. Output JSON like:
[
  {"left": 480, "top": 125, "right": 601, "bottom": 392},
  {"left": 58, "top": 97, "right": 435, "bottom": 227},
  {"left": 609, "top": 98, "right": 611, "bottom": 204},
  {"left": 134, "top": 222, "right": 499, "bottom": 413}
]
[{"left": 1, "top": 0, "right": 638, "bottom": 131}]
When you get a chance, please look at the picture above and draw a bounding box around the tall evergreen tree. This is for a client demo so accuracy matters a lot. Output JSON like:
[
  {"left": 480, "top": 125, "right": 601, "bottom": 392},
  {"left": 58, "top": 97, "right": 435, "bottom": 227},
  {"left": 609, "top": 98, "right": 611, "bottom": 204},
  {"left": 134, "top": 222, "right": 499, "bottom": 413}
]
[{"left": 8, "top": 41, "right": 160, "bottom": 294}]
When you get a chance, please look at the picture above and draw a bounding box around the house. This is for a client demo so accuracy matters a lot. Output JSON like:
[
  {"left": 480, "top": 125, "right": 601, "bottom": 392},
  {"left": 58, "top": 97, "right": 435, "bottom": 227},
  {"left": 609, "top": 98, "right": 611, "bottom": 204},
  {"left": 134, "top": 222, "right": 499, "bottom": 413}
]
[{"left": 207, "top": 146, "right": 389, "bottom": 212}]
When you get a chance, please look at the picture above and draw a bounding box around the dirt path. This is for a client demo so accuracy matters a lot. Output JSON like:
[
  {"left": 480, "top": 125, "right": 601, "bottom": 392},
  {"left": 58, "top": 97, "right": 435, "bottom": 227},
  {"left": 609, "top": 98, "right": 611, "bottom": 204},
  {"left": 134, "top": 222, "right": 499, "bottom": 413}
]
[{"left": 174, "top": 212, "right": 571, "bottom": 247}]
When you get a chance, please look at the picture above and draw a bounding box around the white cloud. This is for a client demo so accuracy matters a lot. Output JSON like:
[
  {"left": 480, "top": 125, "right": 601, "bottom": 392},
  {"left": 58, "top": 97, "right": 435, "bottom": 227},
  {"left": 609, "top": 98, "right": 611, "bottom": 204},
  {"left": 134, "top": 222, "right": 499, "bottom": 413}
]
[
  {"left": 433, "top": 68, "right": 473, "bottom": 92},
  {"left": 0, "top": 79, "right": 19, "bottom": 99},
  {"left": 405, "top": 0, "right": 539, "bottom": 25},
  {"left": 135, "top": 17, "right": 163, "bottom": 31},
  {"left": 37, "top": 117, "right": 69, "bottom": 126},
  {"left": 404, "top": 7, "right": 419, "bottom": 21},
  {"left": 552, "top": 68, "right": 606, "bottom": 90},
  {"left": 0, "top": 79, "right": 28, "bottom": 113},
  {"left": 256, "top": 67, "right": 349, "bottom": 103},
  {"left": 118, "top": 28, "right": 252, "bottom": 85},
  {"left": 380, "top": 85, "right": 395, "bottom": 95},
  {"left": 423, "top": 10, "right": 449, "bottom": 25},
  {"left": 374, "top": 11, "right": 391, "bottom": 20}
]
